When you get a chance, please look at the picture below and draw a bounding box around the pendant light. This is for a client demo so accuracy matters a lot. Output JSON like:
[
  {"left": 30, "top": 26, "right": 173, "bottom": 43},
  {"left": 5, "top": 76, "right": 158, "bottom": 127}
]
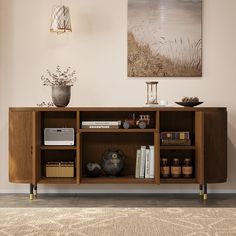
[{"left": 50, "top": 1, "right": 72, "bottom": 34}]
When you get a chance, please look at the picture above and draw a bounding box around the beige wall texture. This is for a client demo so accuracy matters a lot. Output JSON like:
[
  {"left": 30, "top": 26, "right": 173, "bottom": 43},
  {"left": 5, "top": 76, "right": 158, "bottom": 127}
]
[{"left": 0, "top": 0, "right": 236, "bottom": 193}]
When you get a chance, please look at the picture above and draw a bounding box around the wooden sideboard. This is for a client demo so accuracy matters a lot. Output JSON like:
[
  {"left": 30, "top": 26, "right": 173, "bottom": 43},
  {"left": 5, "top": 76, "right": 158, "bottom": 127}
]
[{"left": 9, "top": 107, "right": 227, "bottom": 200}]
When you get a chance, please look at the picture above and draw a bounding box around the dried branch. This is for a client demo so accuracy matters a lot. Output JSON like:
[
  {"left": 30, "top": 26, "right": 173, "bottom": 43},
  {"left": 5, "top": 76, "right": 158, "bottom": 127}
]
[{"left": 41, "top": 66, "right": 77, "bottom": 86}]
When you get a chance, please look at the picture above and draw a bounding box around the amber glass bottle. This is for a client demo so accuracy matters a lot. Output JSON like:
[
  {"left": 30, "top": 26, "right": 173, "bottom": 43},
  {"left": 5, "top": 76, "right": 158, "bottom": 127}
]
[
  {"left": 160, "top": 158, "right": 170, "bottom": 178},
  {"left": 171, "top": 158, "right": 181, "bottom": 178},
  {"left": 182, "top": 158, "right": 193, "bottom": 178}
]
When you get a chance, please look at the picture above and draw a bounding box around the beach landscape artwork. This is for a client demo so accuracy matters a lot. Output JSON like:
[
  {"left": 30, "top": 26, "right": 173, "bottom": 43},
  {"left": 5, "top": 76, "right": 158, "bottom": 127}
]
[{"left": 128, "top": 0, "right": 202, "bottom": 77}]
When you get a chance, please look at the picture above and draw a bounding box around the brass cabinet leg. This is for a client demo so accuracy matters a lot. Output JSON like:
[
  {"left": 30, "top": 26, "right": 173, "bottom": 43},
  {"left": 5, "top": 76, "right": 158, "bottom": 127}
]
[
  {"left": 203, "top": 184, "right": 207, "bottom": 200},
  {"left": 30, "top": 184, "right": 33, "bottom": 200},
  {"left": 33, "top": 185, "right": 37, "bottom": 199},
  {"left": 199, "top": 184, "right": 203, "bottom": 196}
]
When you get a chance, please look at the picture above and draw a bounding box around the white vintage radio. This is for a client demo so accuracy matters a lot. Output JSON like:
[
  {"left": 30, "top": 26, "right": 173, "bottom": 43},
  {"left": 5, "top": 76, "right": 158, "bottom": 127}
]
[{"left": 44, "top": 128, "right": 74, "bottom": 145}]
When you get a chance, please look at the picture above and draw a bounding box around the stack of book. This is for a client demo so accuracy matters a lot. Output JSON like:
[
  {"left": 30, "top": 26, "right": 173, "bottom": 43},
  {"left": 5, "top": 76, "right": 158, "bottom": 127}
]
[
  {"left": 135, "top": 145, "right": 155, "bottom": 179},
  {"left": 161, "top": 131, "right": 191, "bottom": 146},
  {"left": 82, "top": 121, "right": 121, "bottom": 129}
]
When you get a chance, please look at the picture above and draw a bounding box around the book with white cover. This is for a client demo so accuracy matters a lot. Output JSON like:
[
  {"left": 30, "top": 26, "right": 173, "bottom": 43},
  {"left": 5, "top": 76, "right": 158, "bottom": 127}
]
[
  {"left": 82, "top": 121, "right": 121, "bottom": 125},
  {"left": 149, "top": 145, "right": 155, "bottom": 178},
  {"left": 145, "top": 149, "right": 150, "bottom": 178},
  {"left": 140, "top": 146, "right": 146, "bottom": 178},
  {"left": 82, "top": 125, "right": 119, "bottom": 129},
  {"left": 135, "top": 149, "right": 141, "bottom": 178}
]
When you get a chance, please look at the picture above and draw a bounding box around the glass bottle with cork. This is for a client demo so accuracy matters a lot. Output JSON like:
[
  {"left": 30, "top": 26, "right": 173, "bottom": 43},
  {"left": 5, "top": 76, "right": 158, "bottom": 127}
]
[
  {"left": 182, "top": 157, "right": 193, "bottom": 178},
  {"left": 171, "top": 158, "right": 182, "bottom": 178},
  {"left": 160, "top": 157, "right": 170, "bottom": 178}
]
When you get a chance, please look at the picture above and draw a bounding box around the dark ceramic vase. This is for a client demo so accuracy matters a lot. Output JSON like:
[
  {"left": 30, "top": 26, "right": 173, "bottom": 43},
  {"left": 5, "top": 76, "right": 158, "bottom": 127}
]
[
  {"left": 52, "top": 86, "right": 71, "bottom": 107},
  {"left": 102, "top": 150, "right": 125, "bottom": 176}
]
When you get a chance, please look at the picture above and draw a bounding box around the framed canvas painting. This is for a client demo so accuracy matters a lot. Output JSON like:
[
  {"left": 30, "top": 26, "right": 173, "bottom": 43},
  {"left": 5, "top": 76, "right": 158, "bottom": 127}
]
[{"left": 128, "top": 0, "right": 202, "bottom": 77}]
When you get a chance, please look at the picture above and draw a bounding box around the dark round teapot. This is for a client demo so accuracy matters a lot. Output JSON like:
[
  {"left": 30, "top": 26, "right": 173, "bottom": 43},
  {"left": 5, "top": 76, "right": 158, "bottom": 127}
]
[{"left": 101, "top": 149, "right": 125, "bottom": 176}]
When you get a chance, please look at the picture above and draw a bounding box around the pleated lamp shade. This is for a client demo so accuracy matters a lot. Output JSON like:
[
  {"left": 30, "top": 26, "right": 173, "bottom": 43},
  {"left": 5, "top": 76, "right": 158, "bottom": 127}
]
[{"left": 50, "top": 5, "right": 72, "bottom": 33}]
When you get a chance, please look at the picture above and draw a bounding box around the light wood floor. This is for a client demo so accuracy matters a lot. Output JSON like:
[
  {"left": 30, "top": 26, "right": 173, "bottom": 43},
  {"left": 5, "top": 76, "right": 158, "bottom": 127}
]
[{"left": 0, "top": 194, "right": 235, "bottom": 208}]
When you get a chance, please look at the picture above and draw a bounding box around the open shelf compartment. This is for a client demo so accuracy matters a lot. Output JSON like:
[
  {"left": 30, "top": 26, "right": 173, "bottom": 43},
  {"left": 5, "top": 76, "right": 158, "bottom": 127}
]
[
  {"left": 160, "top": 111, "right": 195, "bottom": 146},
  {"left": 37, "top": 150, "right": 77, "bottom": 183},
  {"left": 80, "top": 132, "right": 156, "bottom": 183},
  {"left": 160, "top": 149, "right": 196, "bottom": 184},
  {"left": 80, "top": 111, "right": 157, "bottom": 129},
  {"left": 40, "top": 111, "right": 78, "bottom": 147}
]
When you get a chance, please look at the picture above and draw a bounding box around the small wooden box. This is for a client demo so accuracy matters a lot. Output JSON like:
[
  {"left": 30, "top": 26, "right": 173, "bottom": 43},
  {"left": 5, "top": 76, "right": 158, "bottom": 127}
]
[{"left": 46, "top": 162, "right": 74, "bottom": 178}]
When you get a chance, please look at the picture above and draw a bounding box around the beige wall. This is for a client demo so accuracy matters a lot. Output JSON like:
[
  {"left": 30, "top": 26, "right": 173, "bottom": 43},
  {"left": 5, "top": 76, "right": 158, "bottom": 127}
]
[{"left": 0, "top": 0, "right": 236, "bottom": 193}]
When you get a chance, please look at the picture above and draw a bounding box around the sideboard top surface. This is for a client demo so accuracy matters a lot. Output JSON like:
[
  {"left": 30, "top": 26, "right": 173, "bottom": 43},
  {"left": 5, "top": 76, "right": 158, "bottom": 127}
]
[{"left": 9, "top": 107, "right": 227, "bottom": 112}]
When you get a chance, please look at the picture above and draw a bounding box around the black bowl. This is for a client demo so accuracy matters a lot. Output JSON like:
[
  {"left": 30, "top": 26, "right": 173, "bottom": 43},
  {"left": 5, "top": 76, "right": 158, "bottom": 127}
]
[{"left": 175, "top": 101, "right": 203, "bottom": 107}]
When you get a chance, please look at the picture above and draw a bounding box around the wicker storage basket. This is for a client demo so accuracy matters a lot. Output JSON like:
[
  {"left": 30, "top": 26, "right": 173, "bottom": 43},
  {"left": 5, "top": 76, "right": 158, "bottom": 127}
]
[{"left": 46, "top": 162, "right": 74, "bottom": 177}]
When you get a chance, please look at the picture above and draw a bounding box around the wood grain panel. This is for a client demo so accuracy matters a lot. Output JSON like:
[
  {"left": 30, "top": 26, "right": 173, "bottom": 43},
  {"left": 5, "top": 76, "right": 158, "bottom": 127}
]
[
  {"left": 81, "top": 176, "right": 155, "bottom": 184},
  {"left": 156, "top": 111, "right": 160, "bottom": 132},
  {"left": 9, "top": 110, "right": 33, "bottom": 183},
  {"left": 32, "top": 112, "right": 41, "bottom": 184},
  {"left": 154, "top": 132, "right": 160, "bottom": 184},
  {"left": 9, "top": 107, "right": 227, "bottom": 112},
  {"left": 77, "top": 110, "right": 81, "bottom": 184},
  {"left": 160, "top": 178, "right": 196, "bottom": 184},
  {"left": 79, "top": 129, "right": 156, "bottom": 133},
  {"left": 204, "top": 111, "right": 227, "bottom": 183},
  {"left": 76, "top": 132, "right": 81, "bottom": 184},
  {"left": 38, "top": 177, "right": 76, "bottom": 184},
  {"left": 195, "top": 111, "right": 204, "bottom": 184}
]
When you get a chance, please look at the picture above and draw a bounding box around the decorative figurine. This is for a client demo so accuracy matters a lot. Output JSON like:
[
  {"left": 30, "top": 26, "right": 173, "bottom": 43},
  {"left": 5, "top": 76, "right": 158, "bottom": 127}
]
[
  {"left": 86, "top": 163, "right": 102, "bottom": 177},
  {"left": 101, "top": 149, "right": 125, "bottom": 176},
  {"left": 136, "top": 115, "right": 150, "bottom": 129},
  {"left": 122, "top": 113, "right": 151, "bottom": 129},
  {"left": 122, "top": 113, "right": 136, "bottom": 129}
]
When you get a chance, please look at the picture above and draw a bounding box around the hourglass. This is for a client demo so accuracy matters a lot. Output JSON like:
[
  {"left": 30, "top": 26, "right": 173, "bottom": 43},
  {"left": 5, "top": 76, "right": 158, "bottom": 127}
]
[{"left": 146, "top": 81, "right": 158, "bottom": 105}]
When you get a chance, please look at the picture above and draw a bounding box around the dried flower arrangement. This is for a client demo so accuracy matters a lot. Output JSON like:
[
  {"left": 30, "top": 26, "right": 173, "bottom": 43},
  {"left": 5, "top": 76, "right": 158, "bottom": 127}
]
[
  {"left": 41, "top": 66, "right": 77, "bottom": 86},
  {"left": 37, "top": 101, "right": 55, "bottom": 107}
]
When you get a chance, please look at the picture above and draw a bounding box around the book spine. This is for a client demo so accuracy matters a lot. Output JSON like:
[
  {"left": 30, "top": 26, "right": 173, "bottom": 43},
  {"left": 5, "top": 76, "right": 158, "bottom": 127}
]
[
  {"left": 149, "top": 145, "right": 155, "bottom": 178},
  {"left": 161, "top": 139, "right": 191, "bottom": 146},
  {"left": 82, "top": 121, "right": 121, "bottom": 125},
  {"left": 160, "top": 132, "right": 190, "bottom": 140},
  {"left": 140, "top": 146, "right": 146, "bottom": 178},
  {"left": 145, "top": 149, "right": 150, "bottom": 178},
  {"left": 82, "top": 125, "right": 119, "bottom": 129},
  {"left": 135, "top": 149, "right": 141, "bottom": 178}
]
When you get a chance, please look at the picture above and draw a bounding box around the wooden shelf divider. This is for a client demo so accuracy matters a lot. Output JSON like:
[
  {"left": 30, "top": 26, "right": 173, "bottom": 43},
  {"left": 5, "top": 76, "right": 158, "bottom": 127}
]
[
  {"left": 79, "top": 128, "right": 156, "bottom": 133},
  {"left": 160, "top": 178, "right": 197, "bottom": 184},
  {"left": 81, "top": 176, "right": 156, "bottom": 184},
  {"left": 160, "top": 146, "right": 196, "bottom": 150},
  {"left": 40, "top": 146, "right": 77, "bottom": 150},
  {"left": 38, "top": 177, "right": 77, "bottom": 184}
]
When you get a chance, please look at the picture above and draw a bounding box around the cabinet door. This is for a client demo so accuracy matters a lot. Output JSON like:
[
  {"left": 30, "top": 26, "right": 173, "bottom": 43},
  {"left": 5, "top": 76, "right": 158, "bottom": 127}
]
[
  {"left": 204, "top": 110, "right": 227, "bottom": 183},
  {"left": 195, "top": 111, "right": 204, "bottom": 184},
  {"left": 9, "top": 110, "right": 33, "bottom": 183}
]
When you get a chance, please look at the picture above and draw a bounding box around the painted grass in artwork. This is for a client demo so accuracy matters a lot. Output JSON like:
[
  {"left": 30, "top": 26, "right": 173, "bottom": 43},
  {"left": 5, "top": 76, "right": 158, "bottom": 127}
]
[{"left": 128, "top": 32, "right": 202, "bottom": 77}]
